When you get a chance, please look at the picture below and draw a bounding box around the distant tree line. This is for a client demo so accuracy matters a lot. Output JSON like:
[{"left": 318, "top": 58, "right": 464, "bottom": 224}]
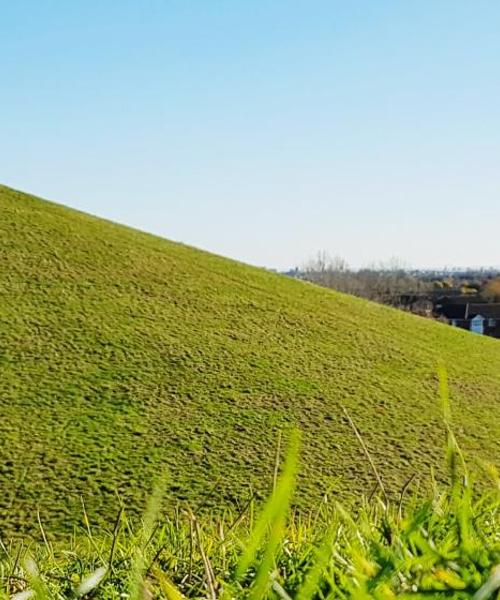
[
  {"left": 287, "top": 251, "right": 500, "bottom": 308},
  {"left": 483, "top": 278, "right": 500, "bottom": 302}
]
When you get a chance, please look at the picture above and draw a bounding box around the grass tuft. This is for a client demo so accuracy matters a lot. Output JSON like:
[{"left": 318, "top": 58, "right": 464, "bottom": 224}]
[{"left": 2, "top": 420, "right": 500, "bottom": 599}]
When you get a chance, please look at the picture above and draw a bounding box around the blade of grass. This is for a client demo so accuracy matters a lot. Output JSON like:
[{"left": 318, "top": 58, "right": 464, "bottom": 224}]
[
  {"left": 295, "top": 522, "right": 337, "bottom": 600},
  {"left": 342, "top": 407, "right": 388, "bottom": 506},
  {"left": 74, "top": 566, "right": 108, "bottom": 597},
  {"left": 36, "top": 512, "right": 52, "bottom": 562},
  {"left": 192, "top": 516, "right": 217, "bottom": 600},
  {"left": 235, "top": 429, "right": 300, "bottom": 581},
  {"left": 129, "top": 473, "right": 167, "bottom": 600},
  {"left": 152, "top": 566, "right": 185, "bottom": 600},
  {"left": 23, "top": 556, "right": 49, "bottom": 600}
]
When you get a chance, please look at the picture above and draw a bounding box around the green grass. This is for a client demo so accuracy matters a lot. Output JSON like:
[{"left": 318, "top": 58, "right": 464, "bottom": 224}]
[
  {"left": 2, "top": 423, "right": 500, "bottom": 599},
  {"left": 1, "top": 183, "right": 500, "bottom": 536}
]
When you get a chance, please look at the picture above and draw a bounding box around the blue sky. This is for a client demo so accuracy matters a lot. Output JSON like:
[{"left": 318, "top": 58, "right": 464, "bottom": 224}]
[{"left": 1, "top": 1, "right": 499, "bottom": 269}]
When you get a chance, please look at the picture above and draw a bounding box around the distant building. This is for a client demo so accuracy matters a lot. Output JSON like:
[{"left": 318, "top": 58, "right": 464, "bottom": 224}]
[
  {"left": 436, "top": 302, "right": 500, "bottom": 338},
  {"left": 398, "top": 294, "right": 434, "bottom": 316}
]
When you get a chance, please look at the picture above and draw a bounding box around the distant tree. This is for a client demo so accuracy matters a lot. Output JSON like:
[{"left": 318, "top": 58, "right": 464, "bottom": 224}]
[
  {"left": 301, "top": 251, "right": 431, "bottom": 305},
  {"left": 482, "top": 278, "right": 500, "bottom": 302},
  {"left": 460, "top": 285, "right": 477, "bottom": 295}
]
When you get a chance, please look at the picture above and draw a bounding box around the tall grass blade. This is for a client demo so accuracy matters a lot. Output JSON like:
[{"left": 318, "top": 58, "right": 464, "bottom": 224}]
[
  {"left": 23, "top": 556, "right": 49, "bottom": 600},
  {"left": 234, "top": 429, "right": 300, "bottom": 599},
  {"left": 342, "top": 407, "right": 388, "bottom": 506},
  {"left": 295, "top": 523, "right": 336, "bottom": 600},
  {"left": 128, "top": 473, "right": 167, "bottom": 600},
  {"left": 472, "top": 565, "right": 500, "bottom": 600},
  {"left": 74, "top": 565, "right": 108, "bottom": 597},
  {"left": 152, "top": 566, "right": 185, "bottom": 600}
]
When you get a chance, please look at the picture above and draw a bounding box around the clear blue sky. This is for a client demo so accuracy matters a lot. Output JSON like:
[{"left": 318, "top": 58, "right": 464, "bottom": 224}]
[{"left": 1, "top": 1, "right": 499, "bottom": 270}]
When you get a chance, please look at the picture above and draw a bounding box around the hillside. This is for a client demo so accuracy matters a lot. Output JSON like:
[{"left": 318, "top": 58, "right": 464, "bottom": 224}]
[{"left": 1, "top": 184, "right": 500, "bottom": 536}]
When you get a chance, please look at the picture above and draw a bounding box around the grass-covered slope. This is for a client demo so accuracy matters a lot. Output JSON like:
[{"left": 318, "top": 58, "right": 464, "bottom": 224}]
[
  {"left": 4, "top": 440, "right": 500, "bottom": 599},
  {"left": 1, "top": 184, "right": 499, "bottom": 535}
]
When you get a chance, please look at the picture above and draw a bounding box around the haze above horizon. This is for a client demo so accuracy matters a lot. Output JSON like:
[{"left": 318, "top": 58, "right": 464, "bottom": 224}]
[{"left": 1, "top": 1, "right": 499, "bottom": 270}]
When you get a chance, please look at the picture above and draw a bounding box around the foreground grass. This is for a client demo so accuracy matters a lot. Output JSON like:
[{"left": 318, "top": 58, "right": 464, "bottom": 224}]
[
  {"left": 2, "top": 184, "right": 500, "bottom": 535},
  {"left": 2, "top": 425, "right": 500, "bottom": 599}
]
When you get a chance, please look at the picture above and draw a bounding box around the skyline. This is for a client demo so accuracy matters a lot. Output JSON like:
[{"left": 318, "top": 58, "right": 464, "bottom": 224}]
[{"left": 1, "top": 1, "right": 499, "bottom": 270}]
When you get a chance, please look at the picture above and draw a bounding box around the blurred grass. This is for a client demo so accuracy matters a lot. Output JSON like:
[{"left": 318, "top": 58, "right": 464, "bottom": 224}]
[
  {"left": 1, "top": 184, "right": 500, "bottom": 536},
  {"left": 1, "top": 427, "right": 500, "bottom": 599}
]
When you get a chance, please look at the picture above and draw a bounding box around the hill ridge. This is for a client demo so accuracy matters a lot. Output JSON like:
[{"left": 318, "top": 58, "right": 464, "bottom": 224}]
[{"left": 1, "top": 184, "right": 499, "bottom": 535}]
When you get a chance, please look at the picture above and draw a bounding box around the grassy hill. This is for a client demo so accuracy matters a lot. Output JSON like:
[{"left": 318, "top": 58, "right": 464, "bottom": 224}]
[{"left": 1, "top": 184, "right": 500, "bottom": 536}]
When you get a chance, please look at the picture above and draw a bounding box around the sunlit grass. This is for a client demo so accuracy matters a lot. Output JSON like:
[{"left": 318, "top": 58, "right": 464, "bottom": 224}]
[
  {"left": 2, "top": 423, "right": 500, "bottom": 599},
  {"left": 2, "top": 184, "right": 500, "bottom": 537}
]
